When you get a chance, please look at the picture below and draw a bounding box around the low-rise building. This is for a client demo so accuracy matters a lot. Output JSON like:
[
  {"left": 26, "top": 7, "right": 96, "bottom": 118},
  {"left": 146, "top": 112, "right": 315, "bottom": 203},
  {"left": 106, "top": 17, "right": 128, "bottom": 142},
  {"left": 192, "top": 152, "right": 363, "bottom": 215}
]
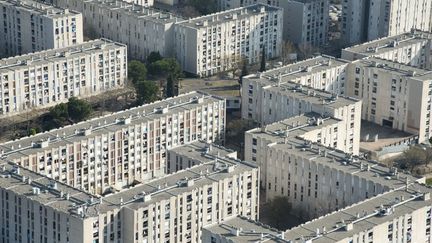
[
  {"left": 0, "top": 0, "right": 83, "bottom": 57},
  {"left": 346, "top": 57, "right": 432, "bottom": 143},
  {"left": 0, "top": 39, "right": 127, "bottom": 117},
  {"left": 0, "top": 92, "right": 226, "bottom": 195},
  {"left": 175, "top": 4, "right": 283, "bottom": 77}
]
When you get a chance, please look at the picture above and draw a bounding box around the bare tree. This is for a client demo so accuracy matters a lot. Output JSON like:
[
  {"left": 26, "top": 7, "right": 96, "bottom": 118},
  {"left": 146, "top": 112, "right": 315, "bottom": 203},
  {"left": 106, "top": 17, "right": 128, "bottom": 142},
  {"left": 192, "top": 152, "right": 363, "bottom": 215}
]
[
  {"left": 298, "top": 43, "right": 319, "bottom": 60},
  {"left": 281, "top": 40, "right": 297, "bottom": 64}
]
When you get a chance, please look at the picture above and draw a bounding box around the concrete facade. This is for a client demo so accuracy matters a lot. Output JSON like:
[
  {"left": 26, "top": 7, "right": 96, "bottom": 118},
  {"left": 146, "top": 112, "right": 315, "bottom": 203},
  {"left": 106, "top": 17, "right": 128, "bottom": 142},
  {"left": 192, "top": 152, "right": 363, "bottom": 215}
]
[
  {"left": 346, "top": 57, "right": 432, "bottom": 143},
  {"left": 175, "top": 4, "right": 283, "bottom": 77},
  {"left": 0, "top": 39, "right": 127, "bottom": 117},
  {"left": 0, "top": 0, "right": 83, "bottom": 57},
  {"left": 341, "top": 0, "right": 432, "bottom": 46},
  {"left": 0, "top": 92, "right": 226, "bottom": 195}
]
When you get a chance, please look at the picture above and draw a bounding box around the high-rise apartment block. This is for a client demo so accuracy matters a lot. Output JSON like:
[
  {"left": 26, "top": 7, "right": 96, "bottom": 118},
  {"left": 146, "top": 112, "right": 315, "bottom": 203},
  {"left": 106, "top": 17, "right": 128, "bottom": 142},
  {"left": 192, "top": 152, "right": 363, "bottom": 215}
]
[
  {"left": 0, "top": 0, "right": 83, "bottom": 57},
  {"left": 341, "top": 0, "right": 432, "bottom": 46},
  {"left": 0, "top": 39, "right": 127, "bottom": 117},
  {"left": 346, "top": 57, "right": 432, "bottom": 143},
  {"left": 167, "top": 140, "right": 237, "bottom": 174},
  {"left": 47, "top": 0, "right": 182, "bottom": 60},
  {"left": 217, "top": 0, "right": 329, "bottom": 46},
  {"left": 0, "top": 144, "right": 259, "bottom": 243},
  {"left": 122, "top": 0, "right": 154, "bottom": 7},
  {"left": 342, "top": 30, "right": 432, "bottom": 70},
  {"left": 175, "top": 4, "right": 283, "bottom": 77},
  {"left": 204, "top": 185, "right": 432, "bottom": 243},
  {"left": 0, "top": 92, "right": 226, "bottom": 195},
  {"left": 241, "top": 57, "right": 362, "bottom": 127}
]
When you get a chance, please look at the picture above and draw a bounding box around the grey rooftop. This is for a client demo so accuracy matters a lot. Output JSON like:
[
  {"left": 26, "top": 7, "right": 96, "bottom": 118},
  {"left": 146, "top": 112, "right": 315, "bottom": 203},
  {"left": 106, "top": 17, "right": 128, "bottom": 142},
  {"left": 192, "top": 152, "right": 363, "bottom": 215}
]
[
  {"left": 0, "top": 39, "right": 125, "bottom": 70},
  {"left": 0, "top": 92, "right": 224, "bottom": 161},
  {"left": 177, "top": 3, "right": 281, "bottom": 29},
  {"left": 169, "top": 140, "right": 238, "bottom": 162},
  {"left": 0, "top": 0, "right": 80, "bottom": 17}
]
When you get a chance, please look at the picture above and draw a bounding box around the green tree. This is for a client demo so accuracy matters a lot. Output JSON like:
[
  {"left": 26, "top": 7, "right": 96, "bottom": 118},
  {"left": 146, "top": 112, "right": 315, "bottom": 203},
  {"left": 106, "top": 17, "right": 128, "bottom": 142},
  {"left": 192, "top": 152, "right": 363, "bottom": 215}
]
[
  {"left": 128, "top": 60, "right": 148, "bottom": 84},
  {"left": 187, "top": 0, "right": 217, "bottom": 15},
  {"left": 29, "top": 128, "right": 38, "bottom": 136},
  {"left": 147, "top": 51, "right": 163, "bottom": 64},
  {"left": 260, "top": 46, "right": 266, "bottom": 72},
  {"left": 401, "top": 146, "right": 427, "bottom": 172},
  {"left": 67, "top": 97, "right": 92, "bottom": 122},
  {"left": 148, "top": 58, "right": 182, "bottom": 79},
  {"left": 166, "top": 74, "right": 176, "bottom": 98},
  {"left": 136, "top": 80, "right": 159, "bottom": 105},
  {"left": 49, "top": 102, "right": 69, "bottom": 123},
  {"left": 264, "top": 196, "right": 292, "bottom": 229}
]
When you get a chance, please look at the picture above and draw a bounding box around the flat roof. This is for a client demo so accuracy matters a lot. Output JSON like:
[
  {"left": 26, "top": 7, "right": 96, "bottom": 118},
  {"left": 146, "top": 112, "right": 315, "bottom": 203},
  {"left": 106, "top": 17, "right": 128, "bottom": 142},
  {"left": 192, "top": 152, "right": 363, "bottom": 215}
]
[
  {"left": 284, "top": 185, "right": 432, "bottom": 242},
  {"left": 0, "top": 39, "right": 125, "bottom": 71},
  {"left": 0, "top": 0, "right": 80, "bottom": 17},
  {"left": 343, "top": 30, "right": 432, "bottom": 56},
  {"left": 0, "top": 92, "right": 224, "bottom": 161},
  {"left": 86, "top": 0, "right": 183, "bottom": 24},
  {"left": 169, "top": 140, "right": 237, "bottom": 162},
  {"left": 355, "top": 57, "right": 432, "bottom": 81},
  {"left": 177, "top": 3, "right": 281, "bottom": 29},
  {"left": 204, "top": 216, "right": 284, "bottom": 243},
  {"left": 247, "top": 112, "right": 342, "bottom": 142}
]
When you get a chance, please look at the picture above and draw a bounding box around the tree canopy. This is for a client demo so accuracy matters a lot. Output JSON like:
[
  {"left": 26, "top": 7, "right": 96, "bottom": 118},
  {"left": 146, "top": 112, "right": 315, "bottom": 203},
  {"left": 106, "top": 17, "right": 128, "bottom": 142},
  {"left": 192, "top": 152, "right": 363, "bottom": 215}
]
[
  {"left": 148, "top": 58, "right": 182, "bottom": 79},
  {"left": 263, "top": 196, "right": 293, "bottom": 229},
  {"left": 49, "top": 97, "right": 93, "bottom": 125},
  {"left": 128, "top": 60, "right": 148, "bottom": 84},
  {"left": 135, "top": 80, "right": 159, "bottom": 105}
]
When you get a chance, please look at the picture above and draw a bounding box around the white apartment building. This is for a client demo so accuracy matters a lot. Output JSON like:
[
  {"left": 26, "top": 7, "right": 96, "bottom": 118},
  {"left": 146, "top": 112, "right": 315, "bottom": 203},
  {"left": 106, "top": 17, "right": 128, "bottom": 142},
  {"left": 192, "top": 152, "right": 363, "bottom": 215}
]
[
  {"left": 204, "top": 185, "right": 432, "bottom": 243},
  {"left": 0, "top": 39, "right": 127, "bottom": 117},
  {"left": 0, "top": 0, "right": 83, "bottom": 58},
  {"left": 167, "top": 140, "right": 237, "bottom": 174},
  {"left": 341, "top": 0, "right": 432, "bottom": 46},
  {"left": 342, "top": 30, "right": 432, "bottom": 70},
  {"left": 217, "top": 0, "right": 329, "bottom": 46},
  {"left": 245, "top": 112, "right": 361, "bottom": 189},
  {"left": 0, "top": 150, "right": 259, "bottom": 243},
  {"left": 241, "top": 58, "right": 362, "bottom": 127},
  {"left": 0, "top": 92, "right": 226, "bottom": 195},
  {"left": 45, "top": 0, "right": 182, "bottom": 60},
  {"left": 122, "top": 0, "right": 154, "bottom": 7},
  {"left": 175, "top": 4, "right": 283, "bottom": 77},
  {"left": 346, "top": 57, "right": 432, "bottom": 143}
]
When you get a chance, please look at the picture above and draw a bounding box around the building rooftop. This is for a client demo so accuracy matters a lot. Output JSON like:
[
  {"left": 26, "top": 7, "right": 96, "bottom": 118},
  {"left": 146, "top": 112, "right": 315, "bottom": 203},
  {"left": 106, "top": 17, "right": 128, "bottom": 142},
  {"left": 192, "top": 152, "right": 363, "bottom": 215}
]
[
  {"left": 247, "top": 112, "right": 342, "bottom": 142},
  {"left": 169, "top": 140, "right": 238, "bottom": 162},
  {"left": 343, "top": 30, "right": 432, "bottom": 57},
  {"left": 355, "top": 57, "right": 432, "bottom": 81},
  {"left": 0, "top": 0, "right": 80, "bottom": 17},
  {"left": 0, "top": 92, "right": 224, "bottom": 161},
  {"left": 0, "top": 142, "right": 257, "bottom": 218},
  {"left": 207, "top": 186, "right": 432, "bottom": 243},
  {"left": 177, "top": 3, "right": 281, "bottom": 28},
  {"left": 283, "top": 185, "right": 432, "bottom": 242},
  {"left": 0, "top": 39, "right": 125, "bottom": 71},
  {"left": 85, "top": 0, "right": 183, "bottom": 24},
  {"left": 204, "top": 216, "right": 284, "bottom": 243}
]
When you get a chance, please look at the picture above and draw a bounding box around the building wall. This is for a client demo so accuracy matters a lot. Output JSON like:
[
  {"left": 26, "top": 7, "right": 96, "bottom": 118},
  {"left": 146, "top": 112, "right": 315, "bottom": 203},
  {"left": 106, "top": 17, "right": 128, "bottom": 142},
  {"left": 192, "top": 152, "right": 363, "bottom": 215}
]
[
  {"left": 175, "top": 4, "right": 283, "bottom": 77},
  {"left": 122, "top": 0, "right": 154, "bottom": 7},
  {"left": 48, "top": 0, "right": 179, "bottom": 60},
  {"left": 0, "top": 0, "right": 83, "bottom": 57},
  {"left": 11, "top": 97, "right": 226, "bottom": 195},
  {"left": 346, "top": 60, "right": 432, "bottom": 143},
  {"left": 0, "top": 40, "right": 127, "bottom": 117},
  {"left": 342, "top": 0, "right": 432, "bottom": 45}
]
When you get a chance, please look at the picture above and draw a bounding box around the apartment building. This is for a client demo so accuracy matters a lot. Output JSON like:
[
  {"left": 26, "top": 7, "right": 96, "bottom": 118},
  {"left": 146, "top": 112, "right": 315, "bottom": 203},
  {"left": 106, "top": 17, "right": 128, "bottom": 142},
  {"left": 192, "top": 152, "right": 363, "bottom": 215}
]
[
  {"left": 346, "top": 57, "right": 432, "bottom": 143},
  {"left": 175, "top": 4, "right": 283, "bottom": 77},
  {"left": 167, "top": 140, "right": 237, "bottom": 174},
  {"left": 122, "top": 0, "right": 154, "bottom": 7},
  {"left": 217, "top": 0, "right": 329, "bottom": 46},
  {"left": 245, "top": 112, "right": 360, "bottom": 189},
  {"left": 241, "top": 59, "right": 362, "bottom": 127},
  {"left": 0, "top": 39, "right": 127, "bottom": 117},
  {"left": 0, "top": 92, "right": 226, "bottom": 195},
  {"left": 0, "top": 149, "right": 259, "bottom": 243},
  {"left": 204, "top": 185, "right": 432, "bottom": 243},
  {"left": 342, "top": 30, "right": 432, "bottom": 70},
  {"left": 45, "top": 0, "right": 182, "bottom": 60},
  {"left": 341, "top": 0, "right": 432, "bottom": 46},
  {"left": 0, "top": 0, "right": 83, "bottom": 58}
]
